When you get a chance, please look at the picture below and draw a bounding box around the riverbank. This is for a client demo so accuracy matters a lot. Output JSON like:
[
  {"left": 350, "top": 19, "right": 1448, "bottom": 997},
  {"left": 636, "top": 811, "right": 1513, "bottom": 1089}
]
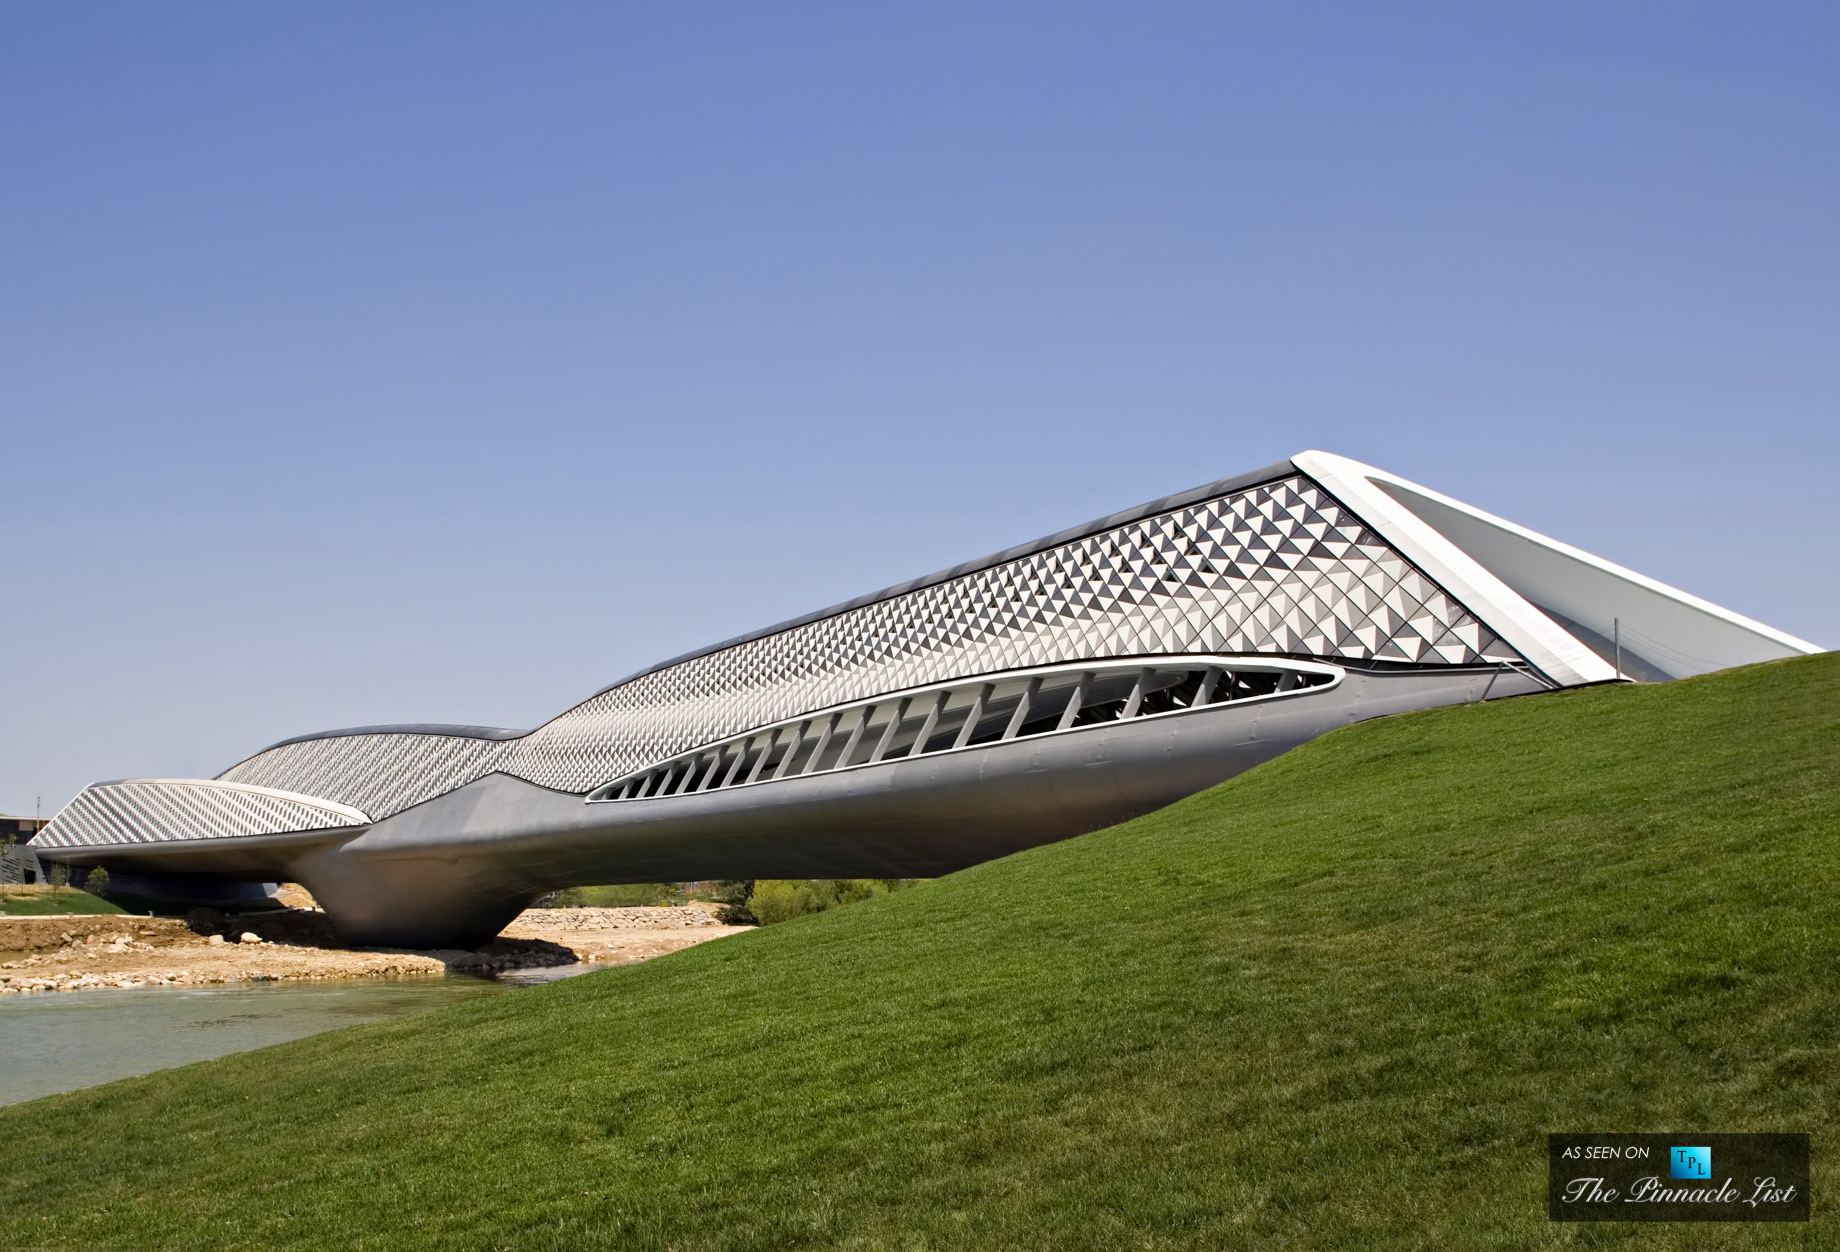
[
  {"left": 0, "top": 902, "right": 748, "bottom": 994},
  {"left": 1, "top": 974, "right": 513, "bottom": 1107}
]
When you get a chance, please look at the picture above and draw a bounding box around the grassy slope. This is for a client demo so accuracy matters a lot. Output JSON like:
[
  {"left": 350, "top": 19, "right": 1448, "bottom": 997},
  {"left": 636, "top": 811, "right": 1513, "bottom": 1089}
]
[
  {"left": 0, "top": 887, "right": 125, "bottom": 915},
  {"left": 2, "top": 655, "right": 1837, "bottom": 1251}
]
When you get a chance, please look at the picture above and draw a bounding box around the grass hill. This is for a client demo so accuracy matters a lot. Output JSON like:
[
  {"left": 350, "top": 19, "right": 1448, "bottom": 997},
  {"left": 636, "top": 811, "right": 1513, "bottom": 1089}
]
[
  {"left": 0, "top": 885, "right": 125, "bottom": 916},
  {"left": 3, "top": 653, "right": 1837, "bottom": 1250}
]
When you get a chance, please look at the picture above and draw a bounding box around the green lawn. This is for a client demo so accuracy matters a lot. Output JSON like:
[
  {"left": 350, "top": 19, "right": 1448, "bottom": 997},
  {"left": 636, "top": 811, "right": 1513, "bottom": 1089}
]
[
  {"left": 0, "top": 886, "right": 126, "bottom": 915},
  {"left": 2, "top": 654, "right": 1836, "bottom": 1250}
]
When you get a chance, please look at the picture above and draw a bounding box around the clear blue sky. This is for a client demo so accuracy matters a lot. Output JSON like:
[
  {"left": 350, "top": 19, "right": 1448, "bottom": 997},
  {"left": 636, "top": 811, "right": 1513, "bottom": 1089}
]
[{"left": 3, "top": 3, "right": 1835, "bottom": 817}]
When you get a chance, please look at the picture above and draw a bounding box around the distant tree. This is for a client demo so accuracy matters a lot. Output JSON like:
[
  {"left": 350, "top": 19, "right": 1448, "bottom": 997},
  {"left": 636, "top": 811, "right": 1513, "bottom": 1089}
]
[
  {"left": 745, "top": 879, "right": 918, "bottom": 925},
  {"left": 710, "top": 880, "right": 757, "bottom": 925},
  {"left": 579, "top": 883, "right": 679, "bottom": 907}
]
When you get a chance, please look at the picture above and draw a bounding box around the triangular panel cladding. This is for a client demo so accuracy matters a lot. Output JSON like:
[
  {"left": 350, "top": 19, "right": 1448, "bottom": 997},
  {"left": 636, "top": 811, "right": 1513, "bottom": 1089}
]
[
  {"left": 502, "top": 474, "right": 1525, "bottom": 790},
  {"left": 217, "top": 733, "right": 510, "bottom": 820}
]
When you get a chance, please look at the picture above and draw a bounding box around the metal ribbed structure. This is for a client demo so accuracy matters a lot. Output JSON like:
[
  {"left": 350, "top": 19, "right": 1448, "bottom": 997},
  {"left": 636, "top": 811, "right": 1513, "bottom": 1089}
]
[
  {"left": 217, "top": 731, "right": 514, "bottom": 819},
  {"left": 33, "top": 780, "right": 368, "bottom": 848},
  {"left": 34, "top": 449, "right": 1815, "bottom": 947},
  {"left": 40, "top": 470, "right": 1522, "bottom": 844},
  {"left": 498, "top": 473, "right": 1519, "bottom": 792}
]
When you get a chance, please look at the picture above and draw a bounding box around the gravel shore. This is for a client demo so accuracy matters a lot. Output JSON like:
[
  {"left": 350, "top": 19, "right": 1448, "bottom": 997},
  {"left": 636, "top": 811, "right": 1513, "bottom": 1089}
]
[{"left": 0, "top": 902, "right": 749, "bottom": 994}]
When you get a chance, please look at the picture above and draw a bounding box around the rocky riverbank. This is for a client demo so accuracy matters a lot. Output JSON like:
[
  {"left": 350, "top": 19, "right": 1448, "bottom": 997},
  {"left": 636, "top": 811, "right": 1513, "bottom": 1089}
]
[{"left": 0, "top": 902, "right": 749, "bottom": 994}]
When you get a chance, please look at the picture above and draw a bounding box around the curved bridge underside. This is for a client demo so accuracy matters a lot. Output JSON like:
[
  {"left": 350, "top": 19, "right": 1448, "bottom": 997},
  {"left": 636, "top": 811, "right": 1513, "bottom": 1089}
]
[{"left": 34, "top": 452, "right": 1819, "bottom": 946}]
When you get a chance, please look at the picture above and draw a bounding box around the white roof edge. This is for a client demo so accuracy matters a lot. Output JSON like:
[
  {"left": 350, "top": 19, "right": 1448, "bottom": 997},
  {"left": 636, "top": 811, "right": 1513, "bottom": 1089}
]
[
  {"left": 1294, "top": 451, "right": 1618, "bottom": 686},
  {"left": 101, "top": 778, "right": 372, "bottom": 826},
  {"left": 1308, "top": 453, "right": 1822, "bottom": 662}
]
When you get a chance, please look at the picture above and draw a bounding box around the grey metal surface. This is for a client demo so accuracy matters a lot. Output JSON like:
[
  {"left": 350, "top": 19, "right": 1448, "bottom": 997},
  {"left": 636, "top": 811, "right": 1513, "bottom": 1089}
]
[
  {"left": 98, "top": 874, "right": 285, "bottom": 909},
  {"left": 46, "top": 827, "right": 363, "bottom": 877},
  {"left": 1533, "top": 606, "right": 1673, "bottom": 684},
  {"left": 497, "top": 473, "right": 1524, "bottom": 793},
  {"left": 33, "top": 456, "right": 1587, "bottom": 947},
  {"left": 39, "top": 468, "right": 1528, "bottom": 863},
  {"left": 215, "top": 731, "right": 514, "bottom": 820},
  {"left": 253, "top": 724, "right": 530, "bottom": 752},
  {"left": 46, "top": 666, "right": 1545, "bottom": 945},
  {"left": 302, "top": 665, "right": 1548, "bottom": 944},
  {"left": 587, "top": 656, "right": 1342, "bottom": 803},
  {"left": 31, "top": 779, "right": 368, "bottom": 849},
  {"left": 598, "top": 459, "right": 1306, "bottom": 690}
]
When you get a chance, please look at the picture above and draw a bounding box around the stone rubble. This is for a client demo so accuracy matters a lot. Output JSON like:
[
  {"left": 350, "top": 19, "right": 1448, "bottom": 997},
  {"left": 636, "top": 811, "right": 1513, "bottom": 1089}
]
[
  {"left": 0, "top": 902, "right": 750, "bottom": 995},
  {"left": 508, "top": 902, "right": 733, "bottom": 931}
]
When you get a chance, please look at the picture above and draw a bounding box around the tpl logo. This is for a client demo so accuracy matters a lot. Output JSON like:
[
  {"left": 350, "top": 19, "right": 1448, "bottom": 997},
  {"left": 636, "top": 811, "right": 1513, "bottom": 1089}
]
[{"left": 1671, "top": 1146, "right": 1711, "bottom": 1180}]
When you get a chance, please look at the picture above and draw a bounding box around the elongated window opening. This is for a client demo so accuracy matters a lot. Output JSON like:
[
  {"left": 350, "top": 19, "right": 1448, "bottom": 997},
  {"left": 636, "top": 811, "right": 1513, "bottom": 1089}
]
[{"left": 588, "top": 657, "right": 1339, "bottom": 803}]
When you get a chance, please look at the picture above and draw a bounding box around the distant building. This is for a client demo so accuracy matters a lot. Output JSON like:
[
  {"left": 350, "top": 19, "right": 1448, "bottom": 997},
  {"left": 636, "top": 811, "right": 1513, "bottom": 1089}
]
[{"left": 1, "top": 815, "right": 49, "bottom": 884}]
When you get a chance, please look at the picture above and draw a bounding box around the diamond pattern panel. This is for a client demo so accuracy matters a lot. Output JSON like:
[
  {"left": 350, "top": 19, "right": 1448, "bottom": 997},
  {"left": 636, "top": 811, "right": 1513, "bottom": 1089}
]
[
  {"left": 502, "top": 474, "right": 1522, "bottom": 792},
  {"left": 217, "top": 733, "right": 512, "bottom": 819},
  {"left": 34, "top": 781, "right": 366, "bottom": 848}
]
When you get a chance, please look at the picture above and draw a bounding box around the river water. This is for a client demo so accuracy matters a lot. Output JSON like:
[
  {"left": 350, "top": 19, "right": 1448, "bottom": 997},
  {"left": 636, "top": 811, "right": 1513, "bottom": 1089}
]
[{"left": 0, "top": 965, "right": 598, "bottom": 1106}]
